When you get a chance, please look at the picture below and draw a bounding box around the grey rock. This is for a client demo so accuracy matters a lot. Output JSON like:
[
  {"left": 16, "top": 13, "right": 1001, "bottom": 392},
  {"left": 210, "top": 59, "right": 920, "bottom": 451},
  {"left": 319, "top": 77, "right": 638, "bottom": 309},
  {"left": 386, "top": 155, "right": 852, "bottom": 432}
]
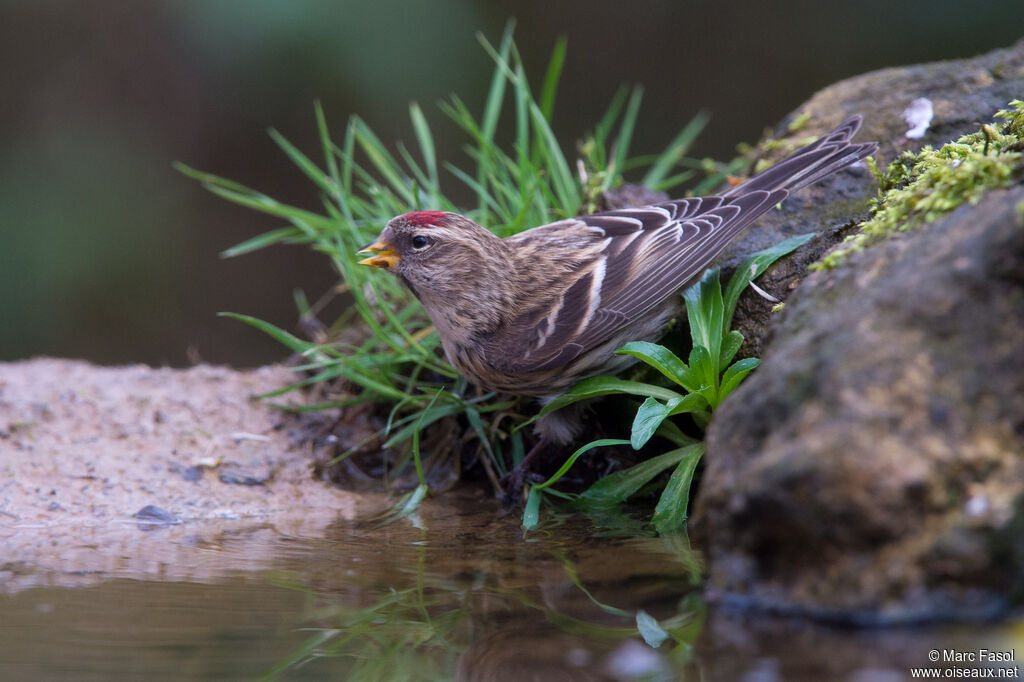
[
  {"left": 691, "top": 39, "right": 1024, "bottom": 622},
  {"left": 694, "top": 183, "right": 1024, "bottom": 622}
]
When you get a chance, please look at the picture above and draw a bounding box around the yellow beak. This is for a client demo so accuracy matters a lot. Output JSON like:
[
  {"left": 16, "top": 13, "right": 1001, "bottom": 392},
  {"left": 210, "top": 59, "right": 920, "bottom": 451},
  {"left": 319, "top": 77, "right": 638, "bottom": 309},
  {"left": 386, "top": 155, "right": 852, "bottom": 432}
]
[{"left": 357, "top": 239, "right": 400, "bottom": 270}]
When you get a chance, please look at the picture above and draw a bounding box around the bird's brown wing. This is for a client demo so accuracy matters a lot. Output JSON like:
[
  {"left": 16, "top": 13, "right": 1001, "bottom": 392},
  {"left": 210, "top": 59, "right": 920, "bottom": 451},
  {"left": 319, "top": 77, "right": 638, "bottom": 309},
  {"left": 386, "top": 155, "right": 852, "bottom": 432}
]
[{"left": 483, "top": 189, "right": 786, "bottom": 373}]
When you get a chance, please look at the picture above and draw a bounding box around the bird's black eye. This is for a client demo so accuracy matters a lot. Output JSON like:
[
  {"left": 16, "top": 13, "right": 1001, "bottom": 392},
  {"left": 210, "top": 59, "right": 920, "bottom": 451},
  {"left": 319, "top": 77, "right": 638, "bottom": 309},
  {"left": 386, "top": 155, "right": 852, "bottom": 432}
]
[{"left": 411, "top": 235, "right": 430, "bottom": 250}]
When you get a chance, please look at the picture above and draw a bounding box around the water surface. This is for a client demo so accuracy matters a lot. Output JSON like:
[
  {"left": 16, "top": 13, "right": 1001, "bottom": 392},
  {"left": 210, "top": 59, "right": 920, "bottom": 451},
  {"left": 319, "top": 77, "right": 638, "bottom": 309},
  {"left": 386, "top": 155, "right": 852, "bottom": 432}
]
[{"left": 1, "top": 488, "right": 1017, "bottom": 680}]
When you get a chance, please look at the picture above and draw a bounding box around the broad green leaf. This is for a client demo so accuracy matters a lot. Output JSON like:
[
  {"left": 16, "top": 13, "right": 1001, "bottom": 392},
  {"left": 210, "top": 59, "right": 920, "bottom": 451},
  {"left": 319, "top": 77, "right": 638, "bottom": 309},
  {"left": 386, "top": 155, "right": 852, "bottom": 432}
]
[
  {"left": 683, "top": 268, "right": 724, "bottom": 376},
  {"left": 722, "top": 232, "right": 815, "bottom": 330},
  {"left": 616, "top": 341, "right": 696, "bottom": 391},
  {"left": 719, "top": 329, "right": 744, "bottom": 368},
  {"left": 686, "top": 345, "right": 715, "bottom": 397},
  {"left": 630, "top": 393, "right": 707, "bottom": 450},
  {"left": 532, "top": 377, "right": 684, "bottom": 422},
  {"left": 655, "top": 420, "right": 701, "bottom": 448},
  {"left": 652, "top": 443, "right": 705, "bottom": 532},
  {"left": 631, "top": 397, "right": 672, "bottom": 450},
  {"left": 720, "top": 357, "right": 760, "bottom": 399},
  {"left": 575, "top": 445, "right": 695, "bottom": 508},
  {"left": 668, "top": 392, "right": 709, "bottom": 415}
]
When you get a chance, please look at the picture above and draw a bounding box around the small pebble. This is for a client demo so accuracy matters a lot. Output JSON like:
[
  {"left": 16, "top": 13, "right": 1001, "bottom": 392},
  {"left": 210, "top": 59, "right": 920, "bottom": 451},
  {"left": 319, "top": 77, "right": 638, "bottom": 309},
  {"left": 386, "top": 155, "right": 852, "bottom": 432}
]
[
  {"left": 181, "top": 466, "right": 204, "bottom": 482},
  {"left": 133, "top": 504, "right": 180, "bottom": 525},
  {"left": 218, "top": 469, "right": 267, "bottom": 486}
]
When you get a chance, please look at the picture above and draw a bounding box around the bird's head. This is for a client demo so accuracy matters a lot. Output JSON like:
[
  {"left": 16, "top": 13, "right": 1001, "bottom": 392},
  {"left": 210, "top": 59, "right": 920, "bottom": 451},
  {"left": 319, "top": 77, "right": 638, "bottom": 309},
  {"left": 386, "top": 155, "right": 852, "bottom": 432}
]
[{"left": 357, "top": 211, "right": 508, "bottom": 308}]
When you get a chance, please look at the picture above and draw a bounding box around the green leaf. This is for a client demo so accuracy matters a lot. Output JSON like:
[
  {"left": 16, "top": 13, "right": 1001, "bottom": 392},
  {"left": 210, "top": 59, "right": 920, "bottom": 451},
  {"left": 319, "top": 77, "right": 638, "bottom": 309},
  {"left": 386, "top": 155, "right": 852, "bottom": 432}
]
[
  {"left": 616, "top": 341, "right": 697, "bottom": 392},
  {"left": 538, "top": 36, "right": 567, "bottom": 122},
  {"left": 522, "top": 486, "right": 542, "bottom": 530},
  {"left": 575, "top": 445, "right": 695, "bottom": 508},
  {"left": 722, "top": 232, "right": 815, "bottom": 330},
  {"left": 686, "top": 345, "right": 715, "bottom": 399},
  {"left": 719, "top": 329, "right": 744, "bottom": 368},
  {"left": 643, "top": 110, "right": 710, "bottom": 189},
  {"left": 531, "top": 377, "right": 684, "bottom": 422},
  {"left": 220, "top": 227, "right": 301, "bottom": 258},
  {"left": 409, "top": 102, "right": 439, "bottom": 192},
  {"left": 655, "top": 420, "right": 701, "bottom": 448},
  {"left": 268, "top": 128, "right": 333, "bottom": 197},
  {"left": 668, "top": 392, "right": 709, "bottom": 415},
  {"left": 382, "top": 401, "right": 462, "bottom": 449},
  {"left": 631, "top": 397, "right": 671, "bottom": 450},
  {"left": 630, "top": 393, "right": 707, "bottom": 450},
  {"left": 219, "top": 312, "right": 312, "bottom": 354},
  {"left": 652, "top": 443, "right": 705, "bottom": 532},
  {"left": 411, "top": 389, "right": 443, "bottom": 485},
  {"left": 603, "top": 85, "right": 643, "bottom": 191},
  {"left": 376, "top": 483, "right": 429, "bottom": 526},
  {"left": 720, "top": 357, "right": 760, "bottom": 400},
  {"left": 464, "top": 406, "right": 495, "bottom": 459},
  {"left": 683, "top": 268, "right": 725, "bottom": 373},
  {"left": 533, "top": 439, "right": 630, "bottom": 491}
]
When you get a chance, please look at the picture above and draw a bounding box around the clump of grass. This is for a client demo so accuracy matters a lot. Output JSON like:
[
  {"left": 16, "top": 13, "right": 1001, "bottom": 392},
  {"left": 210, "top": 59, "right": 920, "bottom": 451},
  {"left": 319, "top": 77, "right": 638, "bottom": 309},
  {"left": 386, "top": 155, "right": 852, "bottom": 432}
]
[
  {"left": 178, "top": 25, "right": 738, "bottom": 514},
  {"left": 817, "top": 99, "right": 1024, "bottom": 269}
]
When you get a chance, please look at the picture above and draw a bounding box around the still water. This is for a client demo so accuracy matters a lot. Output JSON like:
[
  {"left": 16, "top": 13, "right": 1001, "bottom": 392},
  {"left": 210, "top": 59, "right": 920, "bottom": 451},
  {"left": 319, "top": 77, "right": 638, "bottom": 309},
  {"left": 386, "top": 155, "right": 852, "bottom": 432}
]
[{"left": 0, "top": 488, "right": 1016, "bottom": 681}]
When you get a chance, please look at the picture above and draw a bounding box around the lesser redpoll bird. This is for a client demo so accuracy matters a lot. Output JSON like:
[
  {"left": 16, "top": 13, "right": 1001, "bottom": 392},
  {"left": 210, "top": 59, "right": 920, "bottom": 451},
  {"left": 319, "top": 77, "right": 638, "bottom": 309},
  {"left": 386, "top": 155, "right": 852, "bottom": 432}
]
[{"left": 358, "top": 116, "right": 876, "bottom": 484}]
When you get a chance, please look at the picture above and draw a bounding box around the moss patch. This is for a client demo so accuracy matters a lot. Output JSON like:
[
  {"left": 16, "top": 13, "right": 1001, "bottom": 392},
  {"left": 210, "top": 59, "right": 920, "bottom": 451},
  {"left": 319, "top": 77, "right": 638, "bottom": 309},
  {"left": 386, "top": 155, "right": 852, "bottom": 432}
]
[{"left": 816, "top": 100, "right": 1024, "bottom": 269}]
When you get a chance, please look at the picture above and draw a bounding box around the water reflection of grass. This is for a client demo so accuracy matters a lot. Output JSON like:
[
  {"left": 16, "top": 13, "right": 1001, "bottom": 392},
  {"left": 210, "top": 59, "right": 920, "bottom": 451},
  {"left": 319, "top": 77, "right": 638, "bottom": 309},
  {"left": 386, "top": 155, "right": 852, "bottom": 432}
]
[{"left": 260, "top": 517, "right": 705, "bottom": 680}]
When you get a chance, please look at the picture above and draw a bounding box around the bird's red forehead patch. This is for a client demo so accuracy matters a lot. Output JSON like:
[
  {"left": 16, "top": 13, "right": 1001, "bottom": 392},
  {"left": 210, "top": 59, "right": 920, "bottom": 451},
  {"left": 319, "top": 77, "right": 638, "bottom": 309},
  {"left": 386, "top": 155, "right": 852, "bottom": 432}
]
[{"left": 402, "top": 211, "right": 448, "bottom": 226}]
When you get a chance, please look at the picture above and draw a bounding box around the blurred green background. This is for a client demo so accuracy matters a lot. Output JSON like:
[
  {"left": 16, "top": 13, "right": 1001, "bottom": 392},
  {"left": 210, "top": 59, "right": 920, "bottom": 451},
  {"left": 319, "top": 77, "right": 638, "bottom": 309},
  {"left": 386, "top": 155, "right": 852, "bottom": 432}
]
[{"left": 2, "top": 1, "right": 1021, "bottom": 367}]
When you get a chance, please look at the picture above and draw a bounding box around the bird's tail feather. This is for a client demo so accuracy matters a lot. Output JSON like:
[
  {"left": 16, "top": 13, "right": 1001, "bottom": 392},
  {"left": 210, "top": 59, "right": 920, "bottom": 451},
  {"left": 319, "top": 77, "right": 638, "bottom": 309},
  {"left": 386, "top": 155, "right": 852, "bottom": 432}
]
[{"left": 723, "top": 115, "right": 878, "bottom": 198}]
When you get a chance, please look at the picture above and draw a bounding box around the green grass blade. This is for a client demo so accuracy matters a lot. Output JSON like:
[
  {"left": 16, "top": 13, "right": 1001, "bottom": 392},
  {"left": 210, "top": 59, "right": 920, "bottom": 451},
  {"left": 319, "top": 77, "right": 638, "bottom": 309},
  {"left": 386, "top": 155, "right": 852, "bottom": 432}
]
[
  {"left": 268, "top": 128, "right": 333, "bottom": 196},
  {"left": 219, "top": 312, "right": 312, "bottom": 354},
  {"left": 376, "top": 483, "right": 429, "bottom": 526},
  {"left": 522, "top": 486, "right": 543, "bottom": 530},
  {"left": 411, "top": 389, "right": 443, "bottom": 485},
  {"left": 538, "top": 36, "right": 567, "bottom": 121},
  {"left": 382, "top": 402, "right": 462, "bottom": 449},
  {"left": 220, "top": 226, "right": 302, "bottom": 258},
  {"left": 314, "top": 101, "right": 342, "bottom": 200},
  {"left": 533, "top": 439, "right": 631, "bottom": 491},
  {"left": 643, "top": 110, "right": 710, "bottom": 189},
  {"left": 602, "top": 85, "right": 643, "bottom": 191},
  {"left": 409, "top": 102, "right": 439, "bottom": 193}
]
